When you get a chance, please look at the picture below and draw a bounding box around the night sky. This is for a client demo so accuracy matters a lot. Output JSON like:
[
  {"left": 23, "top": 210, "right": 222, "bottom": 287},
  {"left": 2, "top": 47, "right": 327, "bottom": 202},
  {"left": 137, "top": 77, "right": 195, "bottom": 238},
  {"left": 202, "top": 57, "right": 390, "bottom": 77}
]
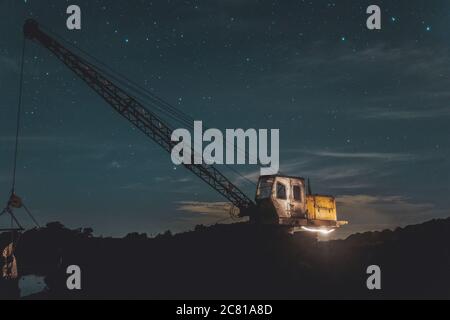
[{"left": 1, "top": 0, "right": 449, "bottom": 239}]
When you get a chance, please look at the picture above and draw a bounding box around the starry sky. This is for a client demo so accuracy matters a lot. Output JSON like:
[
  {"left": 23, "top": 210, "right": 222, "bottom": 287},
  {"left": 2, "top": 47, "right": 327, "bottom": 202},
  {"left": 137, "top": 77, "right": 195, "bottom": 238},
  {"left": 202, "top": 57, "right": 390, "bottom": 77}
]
[{"left": 0, "top": 0, "right": 449, "bottom": 239}]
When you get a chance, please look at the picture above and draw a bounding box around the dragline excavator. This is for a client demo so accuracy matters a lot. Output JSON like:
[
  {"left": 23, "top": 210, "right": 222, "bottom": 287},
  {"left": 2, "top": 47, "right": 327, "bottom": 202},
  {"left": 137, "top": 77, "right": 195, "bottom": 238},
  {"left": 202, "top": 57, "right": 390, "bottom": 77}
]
[{"left": 22, "top": 19, "right": 347, "bottom": 233}]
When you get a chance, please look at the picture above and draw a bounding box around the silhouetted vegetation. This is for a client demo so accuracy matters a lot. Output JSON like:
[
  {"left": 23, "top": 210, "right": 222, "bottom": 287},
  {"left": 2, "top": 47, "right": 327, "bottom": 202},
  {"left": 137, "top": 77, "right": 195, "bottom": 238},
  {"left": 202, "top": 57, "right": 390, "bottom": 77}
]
[{"left": 1, "top": 217, "right": 450, "bottom": 299}]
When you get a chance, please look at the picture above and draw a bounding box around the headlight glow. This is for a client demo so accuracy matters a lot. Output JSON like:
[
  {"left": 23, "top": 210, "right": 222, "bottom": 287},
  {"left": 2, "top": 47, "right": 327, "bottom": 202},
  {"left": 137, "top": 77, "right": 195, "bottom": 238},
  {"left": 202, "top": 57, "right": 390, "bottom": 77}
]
[{"left": 301, "top": 226, "right": 335, "bottom": 235}]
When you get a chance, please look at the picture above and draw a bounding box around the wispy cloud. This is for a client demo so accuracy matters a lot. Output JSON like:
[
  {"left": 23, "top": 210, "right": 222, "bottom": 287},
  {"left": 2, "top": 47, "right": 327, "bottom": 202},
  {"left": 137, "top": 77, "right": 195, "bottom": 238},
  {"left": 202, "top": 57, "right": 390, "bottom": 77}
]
[
  {"left": 174, "top": 201, "right": 240, "bottom": 226},
  {"left": 119, "top": 182, "right": 150, "bottom": 191},
  {"left": 176, "top": 201, "right": 231, "bottom": 217},
  {"left": 154, "top": 176, "right": 192, "bottom": 183},
  {"left": 307, "top": 150, "right": 415, "bottom": 161},
  {"left": 281, "top": 43, "right": 450, "bottom": 80},
  {"left": 259, "top": 42, "right": 450, "bottom": 121},
  {"left": 228, "top": 147, "right": 429, "bottom": 197},
  {"left": 330, "top": 183, "right": 373, "bottom": 190},
  {"left": 231, "top": 155, "right": 376, "bottom": 187},
  {"left": 308, "top": 165, "right": 371, "bottom": 181},
  {"left": 357, "top": 106, "right": 450, "bottom": 120},
  {"left": 232, "top": 159, "right": 311, "bottom": 186},
  {"left": 280, "top": 154, "right": 380, "bottom": 182}
]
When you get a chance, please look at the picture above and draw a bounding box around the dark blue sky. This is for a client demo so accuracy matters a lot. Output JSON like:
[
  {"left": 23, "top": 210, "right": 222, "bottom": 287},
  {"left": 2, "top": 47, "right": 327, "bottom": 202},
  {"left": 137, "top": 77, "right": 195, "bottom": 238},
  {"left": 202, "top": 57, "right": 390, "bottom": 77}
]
[{"left": 1, "top": 0, "right": 449, "bottom": 238}]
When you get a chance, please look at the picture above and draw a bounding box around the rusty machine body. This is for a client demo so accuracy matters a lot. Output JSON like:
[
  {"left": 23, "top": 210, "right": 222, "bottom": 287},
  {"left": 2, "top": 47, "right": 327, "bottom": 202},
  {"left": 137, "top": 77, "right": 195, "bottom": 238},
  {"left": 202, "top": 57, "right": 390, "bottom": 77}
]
[{"left": 255, "top": 175, "right": 347, "bottom": 233}]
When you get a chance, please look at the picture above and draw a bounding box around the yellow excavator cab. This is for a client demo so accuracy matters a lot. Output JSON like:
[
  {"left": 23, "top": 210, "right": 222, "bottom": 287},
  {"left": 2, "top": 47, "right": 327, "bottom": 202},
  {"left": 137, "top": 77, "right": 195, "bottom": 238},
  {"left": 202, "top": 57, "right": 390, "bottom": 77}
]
[{"left": 254, "top": 175, "right": 347, "bottom": 232}]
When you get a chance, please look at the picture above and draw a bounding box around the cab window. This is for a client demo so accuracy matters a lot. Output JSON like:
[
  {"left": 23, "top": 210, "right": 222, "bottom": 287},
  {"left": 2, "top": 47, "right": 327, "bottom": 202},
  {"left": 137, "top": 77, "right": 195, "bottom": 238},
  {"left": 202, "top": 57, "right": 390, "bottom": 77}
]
[
  {"left": 256, "top": 177, "right": 274, "bottom": 199},
  {"left": 293, "top": 185, "right": 302, "bottom": 202},
  {"left": 276, "top": 182, "right": 287, "bottom": 200}
]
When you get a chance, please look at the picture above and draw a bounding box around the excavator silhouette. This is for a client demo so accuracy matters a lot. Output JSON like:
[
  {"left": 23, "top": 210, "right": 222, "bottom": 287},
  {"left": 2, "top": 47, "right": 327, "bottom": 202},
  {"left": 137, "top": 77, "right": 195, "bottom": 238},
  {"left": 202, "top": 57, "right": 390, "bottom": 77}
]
[{"left": 22, "top": 19, "right": 347, "bottom": 233}]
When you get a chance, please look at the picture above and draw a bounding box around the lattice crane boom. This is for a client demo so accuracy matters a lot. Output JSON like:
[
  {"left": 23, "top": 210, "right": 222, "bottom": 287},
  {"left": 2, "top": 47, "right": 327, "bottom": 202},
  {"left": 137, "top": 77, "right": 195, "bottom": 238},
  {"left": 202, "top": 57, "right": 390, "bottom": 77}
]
[{"left": 23, "top": 19, "right": 255, "bottom": 214}]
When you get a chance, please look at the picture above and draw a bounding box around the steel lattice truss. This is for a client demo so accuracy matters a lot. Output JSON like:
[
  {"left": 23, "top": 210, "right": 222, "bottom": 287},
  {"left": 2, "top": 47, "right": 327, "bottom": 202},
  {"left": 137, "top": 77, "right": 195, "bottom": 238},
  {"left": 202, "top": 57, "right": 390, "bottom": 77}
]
[{"left": 24, "top": 20, "right": 255, "bottom": 213}]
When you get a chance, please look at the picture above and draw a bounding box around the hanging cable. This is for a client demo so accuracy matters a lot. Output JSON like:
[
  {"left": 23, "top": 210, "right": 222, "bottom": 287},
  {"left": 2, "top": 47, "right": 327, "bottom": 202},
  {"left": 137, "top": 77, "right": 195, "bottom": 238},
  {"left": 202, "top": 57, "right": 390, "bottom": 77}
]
[
  {"left": 0, "top": 34, "right": 28, "bottom": 276},
  {"left": 22, "top": 204, "right": 40, "bottom": 228},
  {"left": 1, "top": 34, "right": 40, "bottom": 231},
  {"left": 11, "top": 36, "right": 26, "bottom": 195},
  {"left": 38, "top": 24, "right": 257, "bottom": 188},
  {"left": 51, "top": 28, "right": 257, "bottom": 186},
  {"left": 41, "top": 25, "right": 195, "bottom": 129}
]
